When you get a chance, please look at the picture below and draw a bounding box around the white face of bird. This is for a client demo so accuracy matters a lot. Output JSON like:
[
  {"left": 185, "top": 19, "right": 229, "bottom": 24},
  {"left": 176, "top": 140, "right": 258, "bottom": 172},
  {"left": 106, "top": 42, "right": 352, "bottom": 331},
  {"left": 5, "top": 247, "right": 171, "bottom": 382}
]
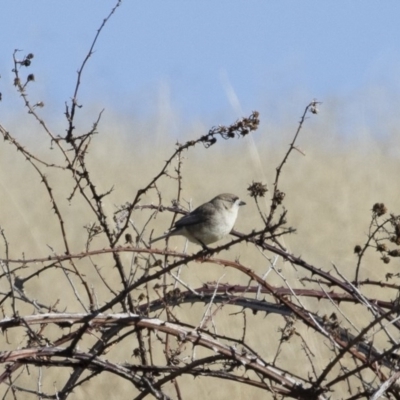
[
  {"left": 229, "top": 199, "right": 240, "bottom": 213},
  {"left": 217, "top": 194, "right": 245, "bottom": 214},
  {"left": 226, "top": 194, "right": 244, "bottom": 207}
]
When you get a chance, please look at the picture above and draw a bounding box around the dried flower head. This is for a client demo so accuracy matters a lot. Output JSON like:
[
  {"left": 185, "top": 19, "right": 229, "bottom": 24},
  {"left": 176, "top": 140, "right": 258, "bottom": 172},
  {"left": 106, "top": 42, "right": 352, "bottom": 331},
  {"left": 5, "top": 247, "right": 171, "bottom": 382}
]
[
  {"left": 132, "top": 348, "right": 140, "bottom": 358},
  {"left": 382, "top": 256, "right": 391, "bottom": 264},
  {"left": 388, "top": 249, "right": 400, "bottom": 257},
  {"left": 376, "top": 243, "right": 387, "bottom": 252},
  {"left": 394, "top": 222, "right": 400, "bottom": 238},
  {"left": 247, "top": 181, "right": 268, "bottom": 198},
  {"left": 372, "top": 203, "right": 387, "bottom": 216},
  {"left": 274, "top": 190, "right": 286, "bottom": 205},
  {"left": 125, "top": 233, "right": 133, "bottom": 244},
  {"left": 390, "top": 236, "right": 400, "bottom": 246}
]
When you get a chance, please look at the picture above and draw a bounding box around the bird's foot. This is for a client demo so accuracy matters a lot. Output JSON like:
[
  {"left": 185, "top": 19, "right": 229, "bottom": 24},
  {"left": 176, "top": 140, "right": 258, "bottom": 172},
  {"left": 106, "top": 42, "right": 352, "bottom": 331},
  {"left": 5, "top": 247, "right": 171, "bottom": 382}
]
[{"left": 197, "top": 245, "right": 213, "bottom": 259}]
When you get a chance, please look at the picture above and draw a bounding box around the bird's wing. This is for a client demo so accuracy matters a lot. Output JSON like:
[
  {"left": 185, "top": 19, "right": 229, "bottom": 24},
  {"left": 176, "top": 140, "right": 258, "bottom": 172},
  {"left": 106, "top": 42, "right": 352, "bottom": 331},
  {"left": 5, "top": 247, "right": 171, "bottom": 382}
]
[{"left": 174, "top": 203, "right": 214, "bottom": 228}]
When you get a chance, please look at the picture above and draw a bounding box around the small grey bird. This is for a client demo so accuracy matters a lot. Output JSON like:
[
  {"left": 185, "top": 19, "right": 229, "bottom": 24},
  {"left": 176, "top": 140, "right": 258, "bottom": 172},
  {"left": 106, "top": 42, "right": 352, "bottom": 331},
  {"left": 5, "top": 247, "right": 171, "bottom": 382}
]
[{"left": 151, "top": 193, "right": 246, "bottom": 248}]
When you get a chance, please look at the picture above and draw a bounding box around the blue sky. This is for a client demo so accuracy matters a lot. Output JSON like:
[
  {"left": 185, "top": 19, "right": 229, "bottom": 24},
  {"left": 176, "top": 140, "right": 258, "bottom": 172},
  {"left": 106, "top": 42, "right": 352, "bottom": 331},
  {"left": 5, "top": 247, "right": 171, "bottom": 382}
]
[{"left": 1, "top": 1, "right": 400, "bottom": 129}]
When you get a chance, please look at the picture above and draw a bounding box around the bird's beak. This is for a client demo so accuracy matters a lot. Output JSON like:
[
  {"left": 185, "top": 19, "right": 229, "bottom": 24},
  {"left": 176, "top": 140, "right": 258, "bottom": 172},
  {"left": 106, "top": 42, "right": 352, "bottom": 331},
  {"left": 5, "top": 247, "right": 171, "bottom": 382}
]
[{"left": 239, "top": 200, "right": 246, "bottom": 206}]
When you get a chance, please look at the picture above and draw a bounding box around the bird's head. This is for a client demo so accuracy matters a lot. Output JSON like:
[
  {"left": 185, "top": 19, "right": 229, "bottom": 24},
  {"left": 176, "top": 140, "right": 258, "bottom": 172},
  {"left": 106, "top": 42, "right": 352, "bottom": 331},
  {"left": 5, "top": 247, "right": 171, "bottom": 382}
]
[{"left": 213, "top": 193, "right": 246, "bottom": 212}]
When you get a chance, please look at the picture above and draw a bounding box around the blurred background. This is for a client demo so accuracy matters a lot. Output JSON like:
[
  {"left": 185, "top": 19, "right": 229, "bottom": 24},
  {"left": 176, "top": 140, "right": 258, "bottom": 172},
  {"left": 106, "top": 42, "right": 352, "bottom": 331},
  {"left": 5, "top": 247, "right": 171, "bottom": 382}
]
[{"left": 0, "top": 1, "right": 399, "bottom": 398}]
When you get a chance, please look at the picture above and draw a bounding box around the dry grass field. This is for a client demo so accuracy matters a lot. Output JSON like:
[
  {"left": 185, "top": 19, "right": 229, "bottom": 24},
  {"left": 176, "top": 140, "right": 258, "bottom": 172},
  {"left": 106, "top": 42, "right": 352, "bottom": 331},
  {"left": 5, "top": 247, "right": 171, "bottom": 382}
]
[{"left": 0, "top": 94, "right": 399, "bottom": 399}]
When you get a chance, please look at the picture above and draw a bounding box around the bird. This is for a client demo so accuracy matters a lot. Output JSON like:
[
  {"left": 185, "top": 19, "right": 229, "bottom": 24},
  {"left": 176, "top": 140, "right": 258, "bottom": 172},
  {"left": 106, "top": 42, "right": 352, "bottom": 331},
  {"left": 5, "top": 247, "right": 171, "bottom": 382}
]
[{"left": 150, "top": 193, "right": 246, "bottom": 249}]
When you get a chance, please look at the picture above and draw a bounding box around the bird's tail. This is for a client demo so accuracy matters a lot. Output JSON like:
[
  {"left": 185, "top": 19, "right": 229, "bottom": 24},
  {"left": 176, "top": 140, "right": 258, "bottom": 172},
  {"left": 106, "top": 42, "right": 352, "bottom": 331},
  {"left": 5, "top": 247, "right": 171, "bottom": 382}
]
[{"left": 150, "top": 232, "right": 169, "bottom": 244}]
